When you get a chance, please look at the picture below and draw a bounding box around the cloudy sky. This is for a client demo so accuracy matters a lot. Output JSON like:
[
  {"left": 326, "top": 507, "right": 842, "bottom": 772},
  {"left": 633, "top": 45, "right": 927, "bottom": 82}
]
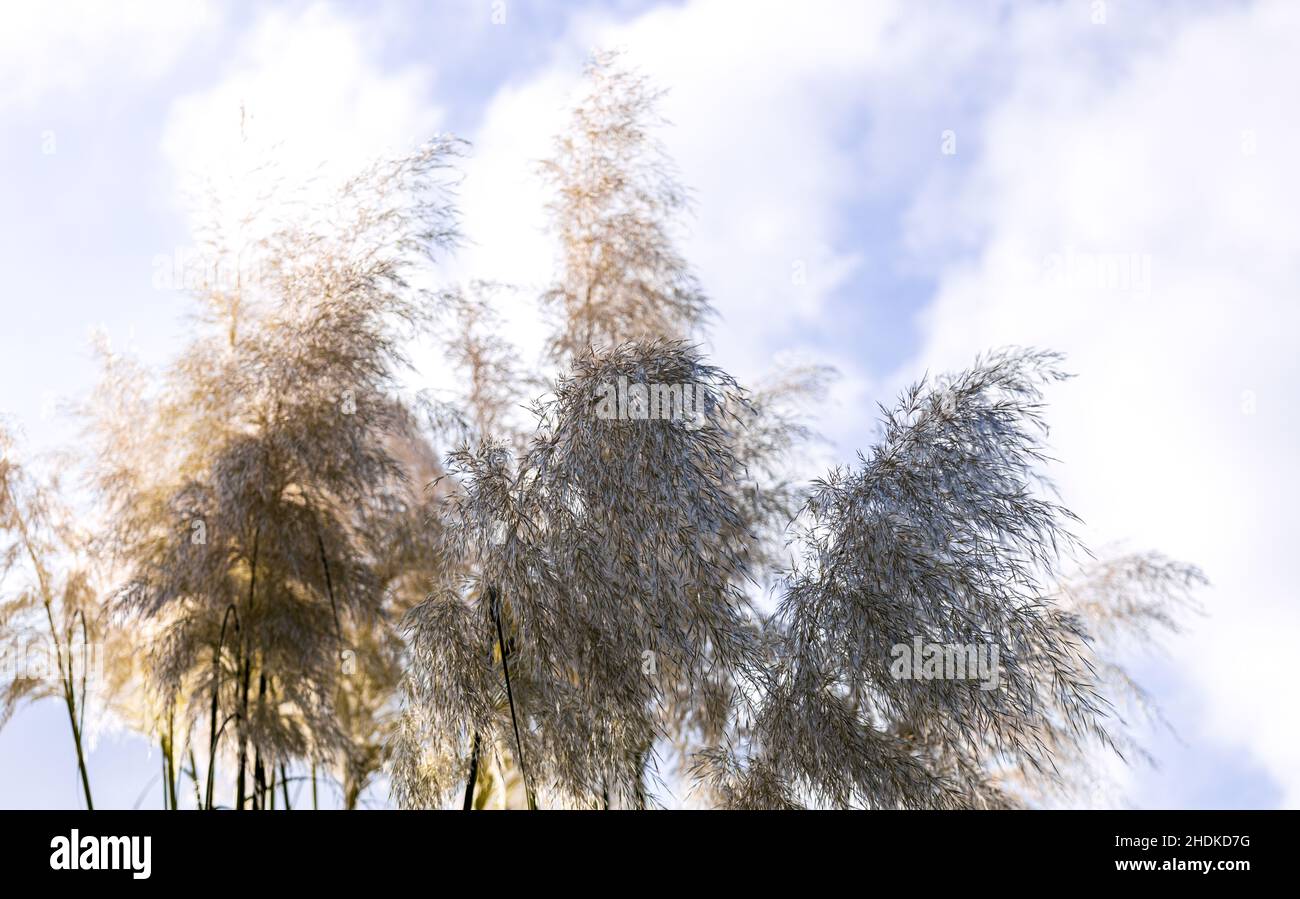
[{"left": 1, "top": 0, "right": 1296, "bottom": 808}]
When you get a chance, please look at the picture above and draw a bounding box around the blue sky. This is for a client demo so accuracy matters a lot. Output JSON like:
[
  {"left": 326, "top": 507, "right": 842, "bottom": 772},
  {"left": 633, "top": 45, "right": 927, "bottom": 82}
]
[{"left": 2, "top": 0, "right": 1297, "bottom": 808}]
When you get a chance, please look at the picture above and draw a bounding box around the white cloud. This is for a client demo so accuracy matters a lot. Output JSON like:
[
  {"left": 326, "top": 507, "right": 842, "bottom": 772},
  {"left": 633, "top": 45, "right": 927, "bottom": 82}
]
[
  {"left": 161, "top": 3, "right": 443, "bottom": 233},
  {"left": 439, "top": 68, "right": 574, "bottom": 369},
  {"left": 1, "top": 0, "right": 220, "bottom": 110},
  {"left": 895, "top": 0, "right": 1300, "bottom": 806},
  {"left": 448, "top": 1, "right": 931, "bottom": 389},
  {"left": 448, "top": 0, "right": 1090, "bottom": 442}
]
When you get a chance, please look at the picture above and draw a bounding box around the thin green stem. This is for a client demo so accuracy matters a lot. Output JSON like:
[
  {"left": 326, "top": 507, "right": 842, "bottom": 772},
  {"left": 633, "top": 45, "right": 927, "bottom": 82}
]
[
  {"left": 463, "top": 733, "right": 481, "bottom": 810},
  {"left": 236, "top": 527, "right": 260, "bottom": 812},
  {"left": 206, "top": 604, "right": 239, "bottom": 810},
  {"left": 489, "top": 585, "right": 535, "bottom": 810}
]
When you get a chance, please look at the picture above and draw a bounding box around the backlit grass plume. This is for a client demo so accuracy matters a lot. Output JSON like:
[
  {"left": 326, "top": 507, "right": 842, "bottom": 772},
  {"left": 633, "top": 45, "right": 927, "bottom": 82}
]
[{"left": 88, "top": 137, "right": 463, "bottom": 809}]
